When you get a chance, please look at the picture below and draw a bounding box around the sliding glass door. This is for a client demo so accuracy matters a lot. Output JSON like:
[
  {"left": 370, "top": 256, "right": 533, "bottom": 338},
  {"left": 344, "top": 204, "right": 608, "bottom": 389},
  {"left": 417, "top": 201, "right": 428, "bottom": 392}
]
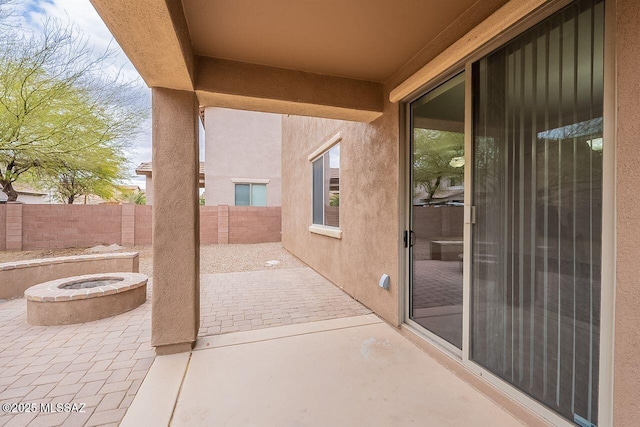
[
  {"left": 471, "top": 0, "right": 604, "bottom": 424},
  {"left": 406, "top": 0, "right": 605, "bottom": 424},
  {"left": 409, "top": 73, "right": 465, "bottom": 350}
]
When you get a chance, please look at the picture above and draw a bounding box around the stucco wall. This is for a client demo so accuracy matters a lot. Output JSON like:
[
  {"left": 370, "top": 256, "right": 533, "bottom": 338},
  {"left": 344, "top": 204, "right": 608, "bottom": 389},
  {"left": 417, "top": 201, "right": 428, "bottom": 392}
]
[
  {"left": 614, "top": 0, "right": 640, "bottom": 424},
  {"left": 145, "top": 176, "right": 154, "bottom": 205},
  {"left": 204, "top": 107, "right": 282, "bottom": 206},
  {"left": 279, "top": 0, "right": 512, "bottom": 330},
  {"left": 282, "top": 98, "right": 400, "bottom": 325}
]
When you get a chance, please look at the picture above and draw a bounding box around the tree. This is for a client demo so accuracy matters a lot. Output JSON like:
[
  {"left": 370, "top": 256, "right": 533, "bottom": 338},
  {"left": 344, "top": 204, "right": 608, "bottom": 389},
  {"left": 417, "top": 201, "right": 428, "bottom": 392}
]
[
  {"left": 413, "top": 128, "right": 464, "bottom": 202},
  {"left": 35, "top": 141, "right": 129, "bottom": 204},
  {"left": 119, "top": 187, "right": 146, "bottom": 205},
  {"left": 0, "top": 0, "right": 16, "bottom": 24},
  {"left": 0, "top": 19, "right": 147, "bottom": 201}
]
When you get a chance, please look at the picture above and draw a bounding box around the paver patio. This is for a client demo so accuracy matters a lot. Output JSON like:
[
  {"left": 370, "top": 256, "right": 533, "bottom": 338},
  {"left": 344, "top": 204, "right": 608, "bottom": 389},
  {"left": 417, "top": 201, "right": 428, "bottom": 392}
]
[
  {"left": 0, "top": 265, "right": 369, "bottom": 427},
  {"left": 200, "top": 268, "right": 371, "bottom": 336}
]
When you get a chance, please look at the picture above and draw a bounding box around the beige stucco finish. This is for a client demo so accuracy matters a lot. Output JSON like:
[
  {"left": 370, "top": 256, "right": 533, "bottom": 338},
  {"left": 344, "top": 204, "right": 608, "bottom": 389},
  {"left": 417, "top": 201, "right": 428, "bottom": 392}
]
[
  {"left": 151, "top": 88, "right": 200, "bottom": 353},
  {"left": 204, "top": 107, "right": 282, "bottom": 206},
  {"left": 614, "top": 0, "right": 640, "bottom": 424},
  {"left": 280, "top": 0, "right": 508, "bottom": 330},
  {"left": 88, "top": 0, "right": 512, "bottom": 122},
  {"left": 282, "top": 97, "right": 400, "bottom": 325},
  {"left": 196, "top": 57, "right": 384, "bottom": 123},
  {"left": 89, "top": 0, "right": 193, "bottom": 91},
  {"left": 182, "top": 0, "right": 477, "bottom": 83},
  {"left": 144, "top": 176, "right": 153, "bottom": 205}
]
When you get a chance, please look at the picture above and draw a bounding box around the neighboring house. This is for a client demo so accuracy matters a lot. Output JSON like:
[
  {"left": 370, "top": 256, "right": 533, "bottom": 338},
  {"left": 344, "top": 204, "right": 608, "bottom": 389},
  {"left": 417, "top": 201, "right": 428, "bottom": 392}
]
[
  {"left": 135, "top": 161, "right": 205, "bottom": 205},
  {"left": 137, "top": 108, "right": 282, "bottom": 207},
  {"left": 204, "top": 107, "right": 281, "bottom": 207},
  {"left": 93, "top": 1, "right": 638, "bottom": 426},
  {"left": 0, "top": 183, "right": 50, "bottom": 204}
]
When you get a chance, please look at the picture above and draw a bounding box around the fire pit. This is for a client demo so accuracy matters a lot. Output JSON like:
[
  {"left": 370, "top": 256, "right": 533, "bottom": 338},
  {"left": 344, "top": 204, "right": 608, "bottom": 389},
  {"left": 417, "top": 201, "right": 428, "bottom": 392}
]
[{"left": 24, "top": 272, "right": 148, "bottom": 326}]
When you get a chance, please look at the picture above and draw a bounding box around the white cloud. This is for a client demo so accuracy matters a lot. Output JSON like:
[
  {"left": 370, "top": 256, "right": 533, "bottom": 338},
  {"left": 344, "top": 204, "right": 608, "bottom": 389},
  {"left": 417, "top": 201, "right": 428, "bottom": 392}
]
[{"left": 16, "top": 0, "right": 140, "bottom": 82}]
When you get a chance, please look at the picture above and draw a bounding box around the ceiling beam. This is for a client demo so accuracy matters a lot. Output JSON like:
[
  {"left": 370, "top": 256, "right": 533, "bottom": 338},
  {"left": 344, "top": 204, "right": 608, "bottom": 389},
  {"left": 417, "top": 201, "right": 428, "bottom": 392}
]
[
  {"left": 195, "top": 56, "right": 384, "bottom": 123},
  {"left": 90, "top": 0, "right": 194, "bottom": 91}
]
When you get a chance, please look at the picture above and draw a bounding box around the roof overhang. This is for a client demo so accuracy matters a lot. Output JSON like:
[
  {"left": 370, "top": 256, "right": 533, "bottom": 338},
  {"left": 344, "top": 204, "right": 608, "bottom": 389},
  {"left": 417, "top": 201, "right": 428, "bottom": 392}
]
[
  {"left": 89, "top": 0, "right": 194, "bottom": 92},
  {"left": 90, "top": 0, "right": 509, "bottom": 122}
]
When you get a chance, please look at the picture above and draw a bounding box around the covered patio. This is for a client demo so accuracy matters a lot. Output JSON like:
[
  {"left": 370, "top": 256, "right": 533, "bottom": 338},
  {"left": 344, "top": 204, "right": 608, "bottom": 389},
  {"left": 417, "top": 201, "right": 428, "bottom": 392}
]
[
  {"left": 81, "top": 0, "right": 640, "bottom": 426},
  {"left": 88, "top": 0, "right": 514, "bottom": 355},
  {"left": 0, "top": 247, "right": 523, "bottom": 426}
]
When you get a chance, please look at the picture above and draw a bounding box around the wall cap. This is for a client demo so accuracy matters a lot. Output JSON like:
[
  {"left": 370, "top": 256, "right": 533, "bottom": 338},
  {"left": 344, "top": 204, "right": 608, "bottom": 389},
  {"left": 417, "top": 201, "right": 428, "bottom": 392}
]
[{"left": 0, "top": 252, "right": 139, "bottom": 272}]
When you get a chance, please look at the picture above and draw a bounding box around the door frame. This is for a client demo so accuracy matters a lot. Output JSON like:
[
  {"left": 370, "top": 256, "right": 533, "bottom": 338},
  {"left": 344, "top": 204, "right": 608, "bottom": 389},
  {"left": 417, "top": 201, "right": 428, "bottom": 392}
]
[
  {"left": 399, "top": 0, "right": 616, "bottom": 425},
  {"left": 403, "top": 69, "right": 467, "bottom": 359}
]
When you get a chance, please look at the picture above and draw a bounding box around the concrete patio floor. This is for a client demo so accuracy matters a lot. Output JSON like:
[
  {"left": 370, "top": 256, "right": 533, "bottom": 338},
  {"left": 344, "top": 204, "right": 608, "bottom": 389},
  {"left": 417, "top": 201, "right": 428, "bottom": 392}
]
[
  {"left": 123, "top": 315, "right": 523, "bottom": 427},
  {"left": 0, "top": 265, "right": 369, "bottom": 427}
]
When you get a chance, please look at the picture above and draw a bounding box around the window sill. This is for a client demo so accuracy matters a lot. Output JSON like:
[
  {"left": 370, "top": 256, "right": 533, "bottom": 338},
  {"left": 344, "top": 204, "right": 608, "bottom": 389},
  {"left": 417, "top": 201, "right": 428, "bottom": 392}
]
[
  {"left": 231, "top": 178, "right": 270, "bottom": 184},
  {"left": 309, "top": 225, "right": 342, "bottom": 239}
]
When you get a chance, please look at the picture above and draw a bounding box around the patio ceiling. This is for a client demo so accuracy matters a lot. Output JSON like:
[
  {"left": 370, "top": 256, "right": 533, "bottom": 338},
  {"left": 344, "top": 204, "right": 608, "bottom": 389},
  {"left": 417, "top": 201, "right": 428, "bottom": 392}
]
[
  {"left": 90, "top": 0, "right": 495, "bottom": 122},
  {"left": 182, "top": 0, "right": 477, "bottom": 83}
]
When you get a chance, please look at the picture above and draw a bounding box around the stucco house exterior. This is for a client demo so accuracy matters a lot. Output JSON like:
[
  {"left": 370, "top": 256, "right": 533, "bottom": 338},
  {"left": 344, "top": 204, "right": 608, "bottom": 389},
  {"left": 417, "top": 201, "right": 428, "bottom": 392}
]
[
  {"left": 135, "top": 161, "right": 204, "bottom": 205},
  {"left": 204, "top": 107, "right": 282, "bottom": 206},
  {"left": 90, "top": 0, "right": 638, "bottom": 425},
  {"left": 136, "top": 108, "right": 281, "bottom": 206}
]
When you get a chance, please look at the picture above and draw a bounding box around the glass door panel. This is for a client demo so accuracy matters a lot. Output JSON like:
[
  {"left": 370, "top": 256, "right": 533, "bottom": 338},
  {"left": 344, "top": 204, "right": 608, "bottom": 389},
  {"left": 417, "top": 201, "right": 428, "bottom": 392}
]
[
  {"left": 471, "top": 0, "right": 604, "bottom": 424},
  {"left": 410, "top": 72, "right": 465, "bottom": 349}
]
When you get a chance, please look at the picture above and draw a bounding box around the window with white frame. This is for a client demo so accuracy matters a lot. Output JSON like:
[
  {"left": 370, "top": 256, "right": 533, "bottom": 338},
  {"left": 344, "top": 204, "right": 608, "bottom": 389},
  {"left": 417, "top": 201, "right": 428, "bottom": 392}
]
[
  {"left": 311, "top": 143, "right": 340, "bottom": 228},
  {"left": 234, "top": 183, "right": 267, "bottom": 206}
]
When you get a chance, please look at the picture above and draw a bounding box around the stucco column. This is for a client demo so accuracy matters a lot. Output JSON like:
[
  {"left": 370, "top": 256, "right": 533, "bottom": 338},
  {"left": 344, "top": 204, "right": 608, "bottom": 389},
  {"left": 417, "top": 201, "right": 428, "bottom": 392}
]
[
  {"left": 151, "top": 88, "right": 200, "bottom": 355},
  {"left": 613, "top": 0, "right": 640, "bottom": 425}
]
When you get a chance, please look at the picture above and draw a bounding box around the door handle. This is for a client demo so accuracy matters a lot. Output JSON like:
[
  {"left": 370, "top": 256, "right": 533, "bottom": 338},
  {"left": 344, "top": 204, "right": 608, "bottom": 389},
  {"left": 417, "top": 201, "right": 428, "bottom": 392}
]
[{"left": 404, "top": 230, "right": 416, "bottom": 248}]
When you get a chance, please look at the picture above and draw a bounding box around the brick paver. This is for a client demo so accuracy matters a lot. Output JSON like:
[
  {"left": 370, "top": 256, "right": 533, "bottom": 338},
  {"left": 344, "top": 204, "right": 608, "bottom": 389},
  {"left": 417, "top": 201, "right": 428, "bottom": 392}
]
[
  {"left": 199, "top": 268, "right": 371, "bottom": 336},
  {"left": 412, "top": 260, "right": 463, "bottom": 309},
  {"left": 0, "top": 294, "right": 152, "bottom": 427},
  {"left": 0, "top": 264, "right": 370, "bottom": 426}
]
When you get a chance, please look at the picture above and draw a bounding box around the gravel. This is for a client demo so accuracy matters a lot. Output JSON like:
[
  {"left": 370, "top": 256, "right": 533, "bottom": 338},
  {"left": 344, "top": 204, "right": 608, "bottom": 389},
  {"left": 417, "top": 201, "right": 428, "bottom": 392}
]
[{"left": 0, "top": 242, "right": 305, "bottom": 277}]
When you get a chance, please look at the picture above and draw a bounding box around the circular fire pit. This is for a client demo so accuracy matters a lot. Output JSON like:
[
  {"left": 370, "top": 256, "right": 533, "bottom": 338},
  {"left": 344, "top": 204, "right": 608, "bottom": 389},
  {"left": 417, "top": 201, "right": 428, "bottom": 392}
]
[{"left": 24, "top": 273, "right": 148, "bottom": 326}]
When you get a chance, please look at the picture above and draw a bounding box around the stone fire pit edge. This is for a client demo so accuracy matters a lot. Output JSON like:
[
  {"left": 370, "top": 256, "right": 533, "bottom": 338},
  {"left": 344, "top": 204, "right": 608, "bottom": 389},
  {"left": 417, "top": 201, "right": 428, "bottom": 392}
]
[{"left": 24, "top": 272, "right": 148, "bottom": 326}]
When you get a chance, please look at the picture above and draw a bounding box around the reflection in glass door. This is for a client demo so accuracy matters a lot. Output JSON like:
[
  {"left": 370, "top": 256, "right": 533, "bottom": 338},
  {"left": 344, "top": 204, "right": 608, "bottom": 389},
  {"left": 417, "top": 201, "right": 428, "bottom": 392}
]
[{"left": 409, "top": 72, "right": 465, "bottom": 349}]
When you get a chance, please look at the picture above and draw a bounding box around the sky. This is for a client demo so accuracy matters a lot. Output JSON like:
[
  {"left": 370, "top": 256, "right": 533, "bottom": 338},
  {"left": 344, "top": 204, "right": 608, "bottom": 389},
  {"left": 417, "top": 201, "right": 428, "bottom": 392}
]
[{"left": 9, "top": 0, "right": 205, "bottom": 190}]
